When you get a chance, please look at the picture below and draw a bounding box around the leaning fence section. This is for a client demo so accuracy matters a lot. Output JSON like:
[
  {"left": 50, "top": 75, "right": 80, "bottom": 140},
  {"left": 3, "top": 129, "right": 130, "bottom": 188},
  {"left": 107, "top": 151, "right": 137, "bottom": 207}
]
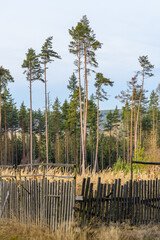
[
  {"left": 0, "top": 178, "right": 75, "bottom": 231},
  {"left": 79, "top": 177, "right": 160, "bottom": 226}
]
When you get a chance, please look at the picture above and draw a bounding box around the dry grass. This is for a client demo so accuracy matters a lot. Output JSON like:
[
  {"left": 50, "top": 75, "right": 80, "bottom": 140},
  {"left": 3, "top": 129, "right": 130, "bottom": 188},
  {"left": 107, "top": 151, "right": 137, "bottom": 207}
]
[
  {"left": 1, "top": 166, "right": 160, "bottom": 195},
  {"left": 1, "top": 219, "right": 160, "bottom": 240}
]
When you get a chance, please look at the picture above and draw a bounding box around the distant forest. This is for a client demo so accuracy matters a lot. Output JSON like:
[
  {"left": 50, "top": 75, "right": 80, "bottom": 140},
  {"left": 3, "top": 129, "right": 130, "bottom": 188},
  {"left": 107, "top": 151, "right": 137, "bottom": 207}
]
[{"left": 0, "top": 15, "right": 159, "bottom": 173}]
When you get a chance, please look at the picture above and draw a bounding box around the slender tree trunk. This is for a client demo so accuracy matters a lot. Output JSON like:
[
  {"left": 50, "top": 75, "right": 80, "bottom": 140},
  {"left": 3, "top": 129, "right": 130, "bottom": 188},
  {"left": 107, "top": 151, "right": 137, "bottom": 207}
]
[
  {"left": 83, "top": 43, "right": 88, "bottom": 171},
  {"left": 123, "top": 128, "right": 125, "bottom": 163},
  {"left": 109, "top": 130, "right": 111, "bottom": 167},
  {"left": 116, "top": 127, "right": 118, "bottom": 162},
  {"left": 127, "top": 119, "right": 130, "bottom": 164},
  {"left": 130, "top": 89, "right": 134, "bottom": 160},
  {"left": 101, "top": 146, "right": 104, "bottom": 171},
  {"left": 4, "top": 105, "right": 7, "bottom": 165},
  {"left": 44, "top": 59, "right": 49, "bottom": 165},
  {"left": 94, "top": 87, "right": 100, "bottom": 173},
  {"left": 58, "top": 131, "right": 60, "bottom": 162},
  {"left": 30, "top": 69, "right": 33, "bottom": 169},
  {"left": 77, "top": 43, "right": 85, "bottom": 174},
  {"left": 15, "top": 130, "right": 17, "bottom": 166},
  {"left": 67, "top": 129, "right": 69, "bottom": 164},
  {"left": 11, "top": 128, "right": 14, "bottom": 165},
  {"left": 22, "top": 120, "right": 25, "bottom": 163},
  {"left": 140, "top": 116, "right": 142, "bottom": 146},
  {"left": 55, "top": 135, "right": 57, "bottom": 163},
  {"left": 135, "top": 69, "right": 144, "bottom": 152},
  {"left": 39, "top": 127, "right": 41, "bottom": 161}
]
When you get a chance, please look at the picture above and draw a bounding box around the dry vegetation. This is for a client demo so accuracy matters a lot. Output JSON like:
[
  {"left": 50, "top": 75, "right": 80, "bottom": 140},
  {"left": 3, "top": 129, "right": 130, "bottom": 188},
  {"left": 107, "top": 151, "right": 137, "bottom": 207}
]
[
  {"left": 0, "top": 218, "right": 160, "bottom": 240},
  {"left": 1, "top": 166, "right": 160, "bottom": 239},
  {"left": 1, "top": 166, "right": 160, "bottom": 195}
]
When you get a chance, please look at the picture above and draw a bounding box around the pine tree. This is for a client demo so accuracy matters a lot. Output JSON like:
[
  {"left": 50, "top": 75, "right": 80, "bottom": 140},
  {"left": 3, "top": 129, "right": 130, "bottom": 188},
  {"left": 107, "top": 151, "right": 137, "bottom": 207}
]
[
  {"left": 104, "top": 110, "right": 114, "bottom": 167},
  {"left": 135, "top": 56, "right": 154, "bottom": 152},
  {"left": 22, "top": 48, "right": 43, "bottom": 168},
  {"left": 52, "top": 97, "right": 62, "bottom": 163},
  {"left": 40, "top": 36, "right": 61, "bottom": 165},
  {"left": 69, "top": 15, "right": 102, "bottom": 174},
  {"left": 0, "top": 66, "right": 14, "bottom": 164},
  {"left": 113, "top": 106, "right": 121, "bottom": 162},
  {"left": 19, "top": 102, "right": 28, "bottom": 164},
  {"left": 94, "top": 73, "right": 113, "bottom": 172}
]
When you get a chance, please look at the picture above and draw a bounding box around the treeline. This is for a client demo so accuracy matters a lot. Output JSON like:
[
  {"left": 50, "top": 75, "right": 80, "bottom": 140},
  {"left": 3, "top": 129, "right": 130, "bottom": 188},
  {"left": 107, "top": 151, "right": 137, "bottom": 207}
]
[{"left": 0, "top": 15, "right": 158, "bottom": 173}]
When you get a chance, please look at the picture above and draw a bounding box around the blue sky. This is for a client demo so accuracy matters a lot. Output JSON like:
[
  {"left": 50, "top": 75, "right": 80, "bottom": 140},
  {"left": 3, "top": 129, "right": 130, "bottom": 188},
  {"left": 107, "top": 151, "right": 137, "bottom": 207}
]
[{"left": 1, "top": 0, "right": 160, "bottom": 110}]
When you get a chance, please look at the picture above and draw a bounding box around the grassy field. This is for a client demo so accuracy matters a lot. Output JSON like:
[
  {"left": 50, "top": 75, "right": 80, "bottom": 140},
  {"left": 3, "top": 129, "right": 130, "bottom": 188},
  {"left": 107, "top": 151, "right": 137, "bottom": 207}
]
[{"left": 0, "top": 219, "right": 160, "bottom": 240}]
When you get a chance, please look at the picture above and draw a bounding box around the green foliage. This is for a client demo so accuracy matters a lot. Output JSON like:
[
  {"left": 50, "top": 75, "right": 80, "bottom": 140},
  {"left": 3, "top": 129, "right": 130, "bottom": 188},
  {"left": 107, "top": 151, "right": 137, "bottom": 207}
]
[
  {"left": 113, "top": 157, "right": 127, "bottom": 172},
  {"left": 40, "top": 36, "right": 61, "bottom": 64},
  {"left": 133, "top": 143, "right": 148, "bottom": 162},
  {"left": 22, "top": 48, "right": 43, "bottom": 82}
]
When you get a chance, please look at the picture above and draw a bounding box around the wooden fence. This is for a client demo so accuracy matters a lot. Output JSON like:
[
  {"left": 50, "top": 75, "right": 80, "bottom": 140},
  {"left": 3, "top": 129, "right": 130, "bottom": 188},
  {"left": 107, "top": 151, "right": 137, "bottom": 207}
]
[
  {"left": 0, "top": 178, "right": 75, "bottom": 231},
  {"left": 79, "top": 177, "right": 160, "bottom": 226}
]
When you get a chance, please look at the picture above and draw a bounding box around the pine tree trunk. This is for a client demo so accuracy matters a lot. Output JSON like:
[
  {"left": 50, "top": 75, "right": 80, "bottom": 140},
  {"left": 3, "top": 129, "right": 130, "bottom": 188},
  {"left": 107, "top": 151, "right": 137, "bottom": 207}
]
[
  {"left": 135, "top": 69, "right": 144, "bottom": 152},
  {"left": 116, "top": 127, "right": 118, "bottom": 162},
  {"left": 130, "top": 90, "right": 134, "bottom": 160},
  {"left": 11, "top": 128, "right": 14, "bottom": 165},
  {"left": 123, "top": 129, "right": 125, "bottom": 163},
  {"left": 127, "top": 119, "right": 130, "bottom": 164},
  {"left": 78, "top": 42, "right": 85, "bottom": 174},
  {"left": 4, "top": 105, "right": 7, "bottom": 165},
  {"left": 58, "top": 131, "right": 60, "bottom": 162},
  {"left": 44, "top": 59, "right": 49, "bottom": 166},
  {"left": 101, "top": 146, "right": 104, "bottom": 171},
  {"left": 22, "top": 120, "right": 25, "bottom": 163},
  {"left": 83, "top": 42, "right": 88, "bottom": 172},
  {"left": 30, "top": 69, "right": 33, "bottom": 169},
  {"left": 109, "top": 130, "right": 111, "bottom": 167},
  {"left": 39, "top": 128, "right": 41, "bottom": 161},
  {"left": 94, "top": 87, "right": 100, "bottom": 173}
]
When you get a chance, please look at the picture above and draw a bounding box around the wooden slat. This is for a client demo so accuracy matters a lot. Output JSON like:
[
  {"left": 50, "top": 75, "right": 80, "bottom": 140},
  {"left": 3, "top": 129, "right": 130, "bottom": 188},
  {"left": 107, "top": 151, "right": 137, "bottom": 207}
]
[
  {"left": 101, "top": 183, "right": 106, "bottom": 223},
  {"left": 81, "top": 177, "right": 90, "bottom": 226},
  {"left": 113, "top": 179, "right": 117, "bottom": 222},
  {"left": 144, "top": 180, "right": 146, "bottom": 224},
  {"left": 109, "top": 184, "right": 114, "bottom": 224},
  {"left": 79, "top": 178, "right": 86, "bottom": 218}
]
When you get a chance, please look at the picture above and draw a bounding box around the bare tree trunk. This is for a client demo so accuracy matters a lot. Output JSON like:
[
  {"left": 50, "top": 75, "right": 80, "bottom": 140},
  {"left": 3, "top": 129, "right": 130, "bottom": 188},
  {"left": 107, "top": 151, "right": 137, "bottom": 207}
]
[
  {"left": 101, "top": 146, "right": 104, "bottom": 171},
  {"left": 77, "top": 43, "right": 85, "bottom": 174},
  {"left": 94, "top": 88, "right": 100, "bottom": 173},
  {"left": 127, "top": 119, "right": 130, "bottom": 164},
  {"left": 4, "top": 105, "right": 7, "bottom": 165},
  {"left": 130, "top": 89, "right": 134, "bottom": 160},
  {"left": 116, "top": 127, "right": 118, "bottom": 162},
  {"left": 123, "top": 129, "right": 125, "bottom": 163},
  {"left": 11, "top": 129, "right": 14, "bottom": 165},
  {"left": 109, "top": 130, "right": 111, "bottom": 167},
  {"left": 44, "top": 59, "right": 49, "bottom": 165},
  {"left": 39, "top": 128, "right": 41, "bottom": 161},
  {"left": 30, "top": 70, "right": 33, "bottom": 169},
  {"left": 135, "top": 69, "right": 144, "bottom": 152},
  {"left": 22, "top": 120, "right": 25, "bottom": 163}
]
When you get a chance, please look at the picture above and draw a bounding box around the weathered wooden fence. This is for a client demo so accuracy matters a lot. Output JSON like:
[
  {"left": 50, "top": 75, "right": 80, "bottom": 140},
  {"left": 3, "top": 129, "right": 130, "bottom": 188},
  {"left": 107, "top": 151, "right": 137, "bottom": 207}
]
[
  {"left": 0, "top": 178, "right": 75, "bottom": 231},
  {"left": 79, "top": 177, "right": 160, "bottom": 226}
]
